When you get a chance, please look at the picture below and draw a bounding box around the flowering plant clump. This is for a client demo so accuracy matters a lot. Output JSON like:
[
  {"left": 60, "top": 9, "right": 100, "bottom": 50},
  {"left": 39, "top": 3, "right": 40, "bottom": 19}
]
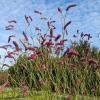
[{"left": 0, "top": 3, "right": 100, "bottom": 99}]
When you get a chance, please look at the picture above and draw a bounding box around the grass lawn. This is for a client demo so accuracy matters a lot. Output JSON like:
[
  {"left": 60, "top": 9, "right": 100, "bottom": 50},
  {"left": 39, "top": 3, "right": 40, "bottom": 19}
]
[{"left": 0, "top": 87, "right": 100, "bottom": 100}]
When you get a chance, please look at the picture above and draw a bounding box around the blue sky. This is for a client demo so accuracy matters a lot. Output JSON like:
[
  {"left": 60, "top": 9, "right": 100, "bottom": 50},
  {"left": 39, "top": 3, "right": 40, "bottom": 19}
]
[{"left": 0, "top": 0, "right": 100, "bottom": 69}]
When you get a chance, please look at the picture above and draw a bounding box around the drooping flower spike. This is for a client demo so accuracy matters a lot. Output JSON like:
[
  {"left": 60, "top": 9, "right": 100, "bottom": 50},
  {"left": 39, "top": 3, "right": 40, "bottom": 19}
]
[
  {"left": 63, "top": 47, "right": 79, "bottom": 57},
  {"left": 65, "top": 30, "right": 68, "bottom": 35},
  {"left": 43, "top": 41, "right": 54, "bottom": 48},
  {"left": 47, "top": 22, "right": 50, "bottom": 29},
  {"left": 40, "top": 64, "right": 48, "bottom": 70},
  {"left": 88, "top": 58, "right": 98, "bottom": 66},
  {"left": 13, "top": 41, "right": 19, "bottom": 48},
  {"left": 64, "top": 21, "right": 71, "bottom": 30},
  {"left": 3, "top": 64, "right": 10, "bottom": 67},
  {"left": 69, "top": 63, "right": 76, "bottom": 67},
  {"left": 35, "top": 27, "right": 41, "bottom": 31},
  {"left": 73, "top": 34, "right": 77, "bottom": 38},
  {"left": 81, "top": 32, "right": 84, "bottom": 37},
  {"left": 28, "top": 53, "right": 38, "bottom": 60},
  {"left": 22, "top": 31, "right": 28, "bottom": 41},
  {"left": 7, "top": 51, "right": 16, "bottom": 55},
  {"left": 5, "top": 54, "right": 16, "bottom": 61},
  {"left": 29, "top": 16, "right": 32, "bottom": 21},
  {"left": 40, "top": 35, "right": 46, "bottom": 41},
  {"left": 0, "top": 81, "right": 10, "bottom": 92},
  {"left": 26, "top": 46, "right": 35, "bottom": 51},
  {"left": 8, "top": 35, "right": 15, "bottom": 43},
  {"left": 58, "top": 7, "right": 62, "bottom": 13},
  {"left": 3, "top": 44, "right": 12, "bottom": 47},
  {"left": 55, "top": 41, "right": 64, "bottom": 46},
  {"left": 13, "top": 41, "right": 22, "bottom": 51},
  {"left": 55, "top": 34, "right": 61, "bottom": 41},
  {"left": 95, "top": 64, "right": 100, "bottom": 71},
  {"left": 25, "top": 15, "right": 29, "bottom": 23},
  {"left": 24, "top": 15, "right": 32, "bottom": 24},
  {"left": 0, "top": 46, "right": 7, "bottom": 50},
  {"left": 57, "top": 60, "right": 64, "bottom": 65},
  {"left": 9, "top": 20, "right": 17, "bottom": 23},
  {"left": 84, "top": 34, "right": 92, "bottom": 40},
  {"left": 50, "top": 25, "right": 56, "bottom": 29},
  {"left": 41, "top": 17, "right": 47, "bottom": 20},
  {"left": 50, "top": 28, "right": 53, "bottom": 38},
  {"left": 34, "top": 10, "right": 42, "bottom": 15},
  {"left": 6, "top": 25, "right": 14, "bottom": 29},
  {"left": 50, "top": 20, "right": 56, "bottom": 23},
  {"left": 66, "top": 4, "right": 76, "bottom": 11},
  {"left": 19, "top": 39, "right": 27, "bottom": 50}
]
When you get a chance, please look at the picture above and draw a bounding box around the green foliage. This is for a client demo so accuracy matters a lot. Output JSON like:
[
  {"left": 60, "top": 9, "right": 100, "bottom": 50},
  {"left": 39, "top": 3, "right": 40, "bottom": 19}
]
[
  {"left": 0, "top": 70, "right": 8, "bottom": 85},
  {"left": 7, "top": 41, "right": 100, "bottom": 96}
]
